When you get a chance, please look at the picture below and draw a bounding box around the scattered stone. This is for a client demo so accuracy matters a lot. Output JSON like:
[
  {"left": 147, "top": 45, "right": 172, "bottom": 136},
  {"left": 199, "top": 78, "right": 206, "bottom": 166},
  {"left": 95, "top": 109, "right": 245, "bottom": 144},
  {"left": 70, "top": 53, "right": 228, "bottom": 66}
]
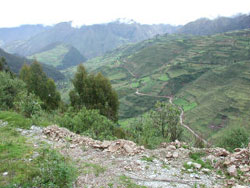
[
  {"left": 166, "top": 152, "right": 172, "bottom": 158},
  {"left": 202, "top": 168, "right": 211, "bottom": 173},
  {"left": 172, "top": 151, "right": 178, "bottom": 158},
  {"left": 123, "top": 143, "right": 133, "bottom": 153},
  {"left": 166, "top": 145, "right": 176, "bottom": 151},
  {"left": 227, "top": 165, "right": 237, "bottom": 177},
  {"left": 187, "top": 169, "right": 193, "bottom": 172},
  {"left": 193, "top": 162, "right": 202, "bottom": 169},
  {"left": 2, "top": 172, "right": 8, "bottom": 176},
  {"left": 232, "top": 185, "right": 249, "bottom": 188},
  {"left": 43, "top": 125, "right": 144, "bottom": 156}
]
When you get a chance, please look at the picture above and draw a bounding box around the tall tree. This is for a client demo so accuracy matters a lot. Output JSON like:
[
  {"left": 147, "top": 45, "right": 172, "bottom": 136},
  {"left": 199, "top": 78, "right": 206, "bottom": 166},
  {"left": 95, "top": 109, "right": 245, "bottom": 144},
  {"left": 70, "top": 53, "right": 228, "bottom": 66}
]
[
  {"left": 70, "top": 64, "right": 119, "bottom": 121},
  {"left": 19, "top": 61, "right": 61, "bottom": 110}
]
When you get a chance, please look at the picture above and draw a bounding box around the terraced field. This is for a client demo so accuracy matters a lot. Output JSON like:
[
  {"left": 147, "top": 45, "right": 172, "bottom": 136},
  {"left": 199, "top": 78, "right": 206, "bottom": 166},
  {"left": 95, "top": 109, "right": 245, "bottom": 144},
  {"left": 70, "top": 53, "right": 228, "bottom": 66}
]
[{"left": 63, "top": 29, "right": 250, "bottom": 143}]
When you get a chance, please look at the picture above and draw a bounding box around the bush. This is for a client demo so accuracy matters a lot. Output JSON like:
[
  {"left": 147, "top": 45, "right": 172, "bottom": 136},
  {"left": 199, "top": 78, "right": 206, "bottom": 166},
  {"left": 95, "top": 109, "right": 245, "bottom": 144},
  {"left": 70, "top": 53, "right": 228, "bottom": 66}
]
[
  {"left": 57, "top": 107, "right": 116, "bottom": 140},
  {"left": 0, "top": 72, "right": 26, "bottom": 110},
  {"left": 14, "top": 91, "right": 43, "bottom": 118},
  {"left": 33, "top": 148, "right": 77, "bottom": 188},
  {"left": 217, "top": 127, "right": 249, "bottom": 152}
]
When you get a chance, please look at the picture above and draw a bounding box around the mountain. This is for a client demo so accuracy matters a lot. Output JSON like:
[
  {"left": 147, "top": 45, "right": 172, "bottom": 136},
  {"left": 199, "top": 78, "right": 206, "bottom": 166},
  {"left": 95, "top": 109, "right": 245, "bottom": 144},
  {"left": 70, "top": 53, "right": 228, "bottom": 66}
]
[
  {"left": 28, "top": 42, "right": 87, "bottom": 70},
  {"left": 177, "top": 14, "right": 250, "bottom": 35},
  {"left": 71, "top": 29, "right": 250, "bottom": 142},
  {"left": 0, "top": 48, "right": 65, "bottom": 81},
  {"left": 0, "top": 24, "right": 50, "bottom": 46},
  {"left": 3, "top": 21, "right": 179, "bottom": 59}
]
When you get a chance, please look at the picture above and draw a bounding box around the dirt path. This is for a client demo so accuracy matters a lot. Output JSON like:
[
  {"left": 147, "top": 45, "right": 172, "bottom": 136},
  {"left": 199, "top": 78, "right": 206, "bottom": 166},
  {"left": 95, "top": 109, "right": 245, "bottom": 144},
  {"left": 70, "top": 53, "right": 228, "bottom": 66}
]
[{"left": 122, "top": 63, "right": 208, "bottom": 145}]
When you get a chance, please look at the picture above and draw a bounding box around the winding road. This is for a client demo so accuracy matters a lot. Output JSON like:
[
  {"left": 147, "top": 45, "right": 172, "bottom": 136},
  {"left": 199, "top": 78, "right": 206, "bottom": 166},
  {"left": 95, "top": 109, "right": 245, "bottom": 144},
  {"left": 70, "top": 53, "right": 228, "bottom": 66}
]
[{"left": 122, "top": 63, "right": 208, "bottom": 145}]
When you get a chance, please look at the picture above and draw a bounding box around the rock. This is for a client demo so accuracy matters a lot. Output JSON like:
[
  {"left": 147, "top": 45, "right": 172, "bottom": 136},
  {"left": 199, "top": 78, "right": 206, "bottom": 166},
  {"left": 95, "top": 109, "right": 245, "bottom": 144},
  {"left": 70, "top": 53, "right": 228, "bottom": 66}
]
[
  {"left": 175, "top": 140, "right": 181, "bottom": 148},
  {"left": 101, "top": 141, "right": 111, "bottom": 148},
  {"left": 202, "top": 168, "right": 211, "bottom": 173},
  {"left": 234, "top": 148, "right": 241, "bottom": 152},
  {"left": 166, "top": 145, "right": 176, "bottom": 151},
  {"left": 194, "top": 174, "right": 200, "bottom": 179},
  {"left": 240, "top": 166, "right": 250, "bottom": 172},
  {"left": 206, "top": 154, "right": 217, "bottom": 162},
  {"left": 166, "top": 152, "right": 172, "bottom": 158},
  {"left": 216, "top": 148, "right": 230, "bottom": 157},
  {"left": 187, "top": 161, "right": 193, "bottom": 166},
  {"left": 2, "top": 172, "right": 8, "bottom": 176},
  {"left": 227, "top": 165, "right": 237, "bottom": 177},
  {"left": 193, "top": 162, "right": 202, "bottom": 169},
  {"left": 172, "top": 151, "right": 178, "bottom": 158},
  {"left": 108, "top": 143, "right": 120, "bottom": 152},
  {"left": 187, "top": 169, "right": 193, "bottom": 172},
  {"left": 232, "top": 185, "right": 248, "bottom": 188},
  {"left": 70, "top": 144, "right": 76, "bottom": 148},
  {"left": 123, "top": 143, "right": 133, "bottom": 153}
]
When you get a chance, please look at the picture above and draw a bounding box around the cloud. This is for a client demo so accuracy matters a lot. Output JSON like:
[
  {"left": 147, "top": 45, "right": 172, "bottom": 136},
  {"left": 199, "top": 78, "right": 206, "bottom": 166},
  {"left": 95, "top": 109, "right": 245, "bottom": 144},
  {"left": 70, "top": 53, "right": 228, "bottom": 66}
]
[{"left": 1, "top": 0, "right": 249, "bottom": 27}]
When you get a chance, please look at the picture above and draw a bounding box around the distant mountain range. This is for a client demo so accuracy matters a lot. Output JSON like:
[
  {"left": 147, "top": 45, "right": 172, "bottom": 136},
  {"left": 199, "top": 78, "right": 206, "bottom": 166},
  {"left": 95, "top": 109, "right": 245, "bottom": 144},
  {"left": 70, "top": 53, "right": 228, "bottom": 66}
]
[
  {"left": 0, "top": 14, "right": 249, "bottom": 73},
  {"left": 0, "top": 48, "right": 65, "bottom": 81},
  {"left": 2, "top": 21, "right": 179, "bottom": 59},
  {"left": 178, "top": 14, "right": 250, "bottom": 35}
]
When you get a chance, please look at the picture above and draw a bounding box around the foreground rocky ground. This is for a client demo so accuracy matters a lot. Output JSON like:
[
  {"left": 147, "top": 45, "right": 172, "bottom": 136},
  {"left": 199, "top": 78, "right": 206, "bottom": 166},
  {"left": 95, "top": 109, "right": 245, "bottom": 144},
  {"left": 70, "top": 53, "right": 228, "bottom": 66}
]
[{"left": 9, "top": 124, "right": 250, "bottom": 187}]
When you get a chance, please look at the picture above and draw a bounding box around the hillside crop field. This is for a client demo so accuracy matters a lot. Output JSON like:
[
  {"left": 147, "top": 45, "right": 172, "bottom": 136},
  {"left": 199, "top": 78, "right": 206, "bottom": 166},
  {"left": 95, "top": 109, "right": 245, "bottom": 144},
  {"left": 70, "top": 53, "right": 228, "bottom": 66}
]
[{"left": 62, "top": 29, "right": 250, "bottom": 143}]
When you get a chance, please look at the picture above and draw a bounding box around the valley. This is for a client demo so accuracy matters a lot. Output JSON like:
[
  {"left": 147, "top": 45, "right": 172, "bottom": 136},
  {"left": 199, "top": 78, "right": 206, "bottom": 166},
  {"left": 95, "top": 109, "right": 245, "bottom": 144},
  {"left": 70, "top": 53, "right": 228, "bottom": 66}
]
[
  {"left": 0, "top": 7, "right": 250, "bottom": 187},
  {"left": 71, "top": 29, "right": 250, "bottom": 144}
]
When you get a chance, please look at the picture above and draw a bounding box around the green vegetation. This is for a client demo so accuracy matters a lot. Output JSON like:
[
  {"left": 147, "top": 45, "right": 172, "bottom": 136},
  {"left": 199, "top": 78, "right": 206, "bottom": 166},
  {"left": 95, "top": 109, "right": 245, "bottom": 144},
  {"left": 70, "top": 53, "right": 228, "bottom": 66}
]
[
  {"left": 56, "top": 107, "right": 116, "bottom": 140},
  {"left": 216, "top": 127, "right": 249, "bottom": 152},
  {"left": 73, "top": 29, "right": 250, "bottom": 143},
  {"left": 141, "top": 156, "right": 155, "bottom": 163},
  {"left": 20, "top": 61, "right": 61, "bottom": 110},
  {"left": 70, "top": 64, "right": 119, "bottom": 121},
  {"left": 0, "top": 71, "right": 26, "bottom": 110},
  {"left": 124, "top": 102, "right": 183, "bottom": 148},
  {"left": 173, "top": 98, "right": 197, "bottom": 112},
  {"left": 28, "top": 43, "right": 86, "bottom": 70},
  {"left": 0, "top": 111, "right": 32, "bottom": 129},
  {"left": 0, "top": 48, "right": 65, "bottom": 81},
  {"left": 0, "top": 125, "right": 77, "bottom": 187}
]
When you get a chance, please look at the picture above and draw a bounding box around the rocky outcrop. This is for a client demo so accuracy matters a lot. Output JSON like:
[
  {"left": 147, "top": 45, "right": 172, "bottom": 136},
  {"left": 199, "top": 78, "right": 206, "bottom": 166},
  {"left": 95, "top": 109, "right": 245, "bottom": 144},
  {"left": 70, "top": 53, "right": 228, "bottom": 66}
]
[{"left": 43, "top": 125, "right": 144, "bottom": 156}]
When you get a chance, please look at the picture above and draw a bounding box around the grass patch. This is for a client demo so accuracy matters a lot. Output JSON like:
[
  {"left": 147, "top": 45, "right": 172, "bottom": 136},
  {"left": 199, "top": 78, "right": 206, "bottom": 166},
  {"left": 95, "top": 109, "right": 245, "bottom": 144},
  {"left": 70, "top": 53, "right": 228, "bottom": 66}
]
[
  {"left": 189, "top": 151, "right": 206, "bottom": 161},
  {"left": 173, "top": 98, "right": 197, "bottom": 112},
  {"left": 0, "top": 126, "right": 77, "bottom": 187},
  {"left": 141, "top": 155, "right": 155, "bottom": 163},
  {"left": 158, "top": 74, "right": 169, "bottom": 81},
  {"left": 0, "top": 111, "right": 32, "bottom": 129},
  {"left": 131, "top": 82, "right": 139, "bottom": 88}
]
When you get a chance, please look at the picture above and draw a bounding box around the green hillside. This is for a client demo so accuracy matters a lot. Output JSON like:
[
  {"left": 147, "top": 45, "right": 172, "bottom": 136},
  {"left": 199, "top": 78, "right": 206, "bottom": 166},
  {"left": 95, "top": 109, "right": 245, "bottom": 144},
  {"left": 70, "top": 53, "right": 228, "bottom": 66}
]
[
  {"left": 28, "top": 43, "right": 86, "bottom": 70},
  {"left": 67, "top": 29, "right": 250, "bottom": 142},
  {"left": 0, "top": 48, "right": 65, "bottom": 81}
]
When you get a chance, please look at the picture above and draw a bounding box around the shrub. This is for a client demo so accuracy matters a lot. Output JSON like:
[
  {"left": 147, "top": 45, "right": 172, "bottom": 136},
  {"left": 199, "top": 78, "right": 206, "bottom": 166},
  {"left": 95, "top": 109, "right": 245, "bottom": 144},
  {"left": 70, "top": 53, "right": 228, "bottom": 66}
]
[
  {"left": 14, "top": 91, "right": 43, "bottom": 118},
  {"left": 33, "top": 148, "right": 77, "bottom": 188},
  {"left": 217, "top": 127, "right": 249, "bottom": 152},
  {"left": 57, "top": 107, "right": 116, "bottom": 140},
  {"left": 0, "top": 72, "right": 26, "bottom": 110}
]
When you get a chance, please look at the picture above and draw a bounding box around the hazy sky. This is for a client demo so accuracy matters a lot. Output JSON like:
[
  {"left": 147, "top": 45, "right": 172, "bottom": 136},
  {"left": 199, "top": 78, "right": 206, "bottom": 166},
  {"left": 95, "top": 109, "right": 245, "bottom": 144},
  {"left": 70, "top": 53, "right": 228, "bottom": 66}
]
[{"left": 1, "top": 0, "right": 249, "bottom": 27}]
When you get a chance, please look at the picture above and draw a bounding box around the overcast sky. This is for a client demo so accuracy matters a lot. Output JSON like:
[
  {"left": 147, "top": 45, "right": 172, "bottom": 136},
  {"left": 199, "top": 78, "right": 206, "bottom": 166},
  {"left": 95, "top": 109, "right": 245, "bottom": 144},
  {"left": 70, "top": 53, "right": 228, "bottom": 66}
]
[{"left": 1, "top": 0, "right": 249, "bottom": 27}]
